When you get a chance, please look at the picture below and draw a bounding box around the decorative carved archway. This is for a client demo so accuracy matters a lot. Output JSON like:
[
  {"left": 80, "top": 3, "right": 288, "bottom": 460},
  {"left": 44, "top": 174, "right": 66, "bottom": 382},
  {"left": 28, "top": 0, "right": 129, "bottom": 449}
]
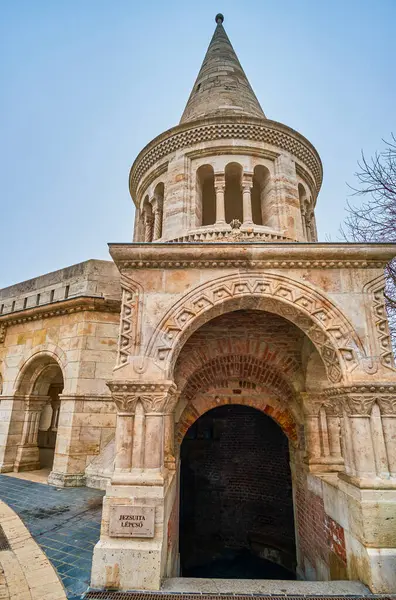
[{"left": 146, "top": 273, "right": 365, "bottom": 383}]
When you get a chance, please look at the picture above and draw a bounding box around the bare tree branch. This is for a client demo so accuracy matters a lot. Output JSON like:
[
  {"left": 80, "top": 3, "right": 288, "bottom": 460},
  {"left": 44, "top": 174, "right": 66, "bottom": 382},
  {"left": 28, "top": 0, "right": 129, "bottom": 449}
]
[{"left": 342, "top": 135, "right": 396, "bottom": 348}]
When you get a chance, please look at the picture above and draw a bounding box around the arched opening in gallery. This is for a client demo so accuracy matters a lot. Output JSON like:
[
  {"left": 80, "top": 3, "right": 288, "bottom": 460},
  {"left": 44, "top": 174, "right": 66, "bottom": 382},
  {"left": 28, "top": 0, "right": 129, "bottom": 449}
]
[
  {"left": 197, "top": 164, "right": 216, "bottom": 226},
  {"left": 224, "top": 162, "right": 243, "bottom": 223},
  {"left": 251, "top": 164, "right": 271, "bottom": 226},
  {"left": 14, "top": 354, "right": 64, "bottom": 473}
]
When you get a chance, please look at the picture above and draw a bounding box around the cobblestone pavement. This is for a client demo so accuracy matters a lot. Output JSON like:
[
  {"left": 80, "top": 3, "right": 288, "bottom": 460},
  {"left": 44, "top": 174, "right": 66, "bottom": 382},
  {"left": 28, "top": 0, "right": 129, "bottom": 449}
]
[{"left": 0, "top": 474, "right": 104, "bottom": 600}]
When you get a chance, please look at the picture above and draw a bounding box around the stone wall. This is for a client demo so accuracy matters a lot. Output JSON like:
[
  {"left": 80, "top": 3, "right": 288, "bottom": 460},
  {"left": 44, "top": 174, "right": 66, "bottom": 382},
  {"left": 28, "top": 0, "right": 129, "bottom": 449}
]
[
  {"left": 0, "top": 259, "right": 120, "bottom": 315},
  {"left": 0, "top": 259, "right": 121, "bottom": 485},
  {"left": 294, "top": 466, "right": 347, "bottom": 581}
]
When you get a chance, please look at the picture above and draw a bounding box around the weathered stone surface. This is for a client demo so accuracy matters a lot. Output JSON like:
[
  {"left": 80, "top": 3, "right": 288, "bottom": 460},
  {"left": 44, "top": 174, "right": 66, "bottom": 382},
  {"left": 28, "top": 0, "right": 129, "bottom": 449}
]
[{"left": 1, "top": 12, "right": 396, "bottom": 596}]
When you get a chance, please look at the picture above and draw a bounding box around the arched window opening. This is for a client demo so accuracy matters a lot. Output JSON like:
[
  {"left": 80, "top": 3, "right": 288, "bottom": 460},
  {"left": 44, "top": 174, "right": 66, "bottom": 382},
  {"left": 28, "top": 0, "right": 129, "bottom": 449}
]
[
  {"left": 153, "top": 182, "right": 165, "bottom": 240},
  {"left": 197, "top": 165, "right": 215, "bottom": 226},
  {"left": 142, "top": 196, "right": 153, "bottom": 242},
  {"left": 251, "top": 165, "right": 270, "bottom": 226},
  {"left": 225, "top": 162, "right": 243, "bottom": 223}
]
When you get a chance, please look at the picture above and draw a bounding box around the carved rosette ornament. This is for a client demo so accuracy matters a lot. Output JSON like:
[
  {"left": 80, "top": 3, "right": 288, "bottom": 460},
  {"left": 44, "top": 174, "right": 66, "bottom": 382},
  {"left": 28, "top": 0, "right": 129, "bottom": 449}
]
[{"left": 108, "top": 381, "right": 178, "bottom": 415}]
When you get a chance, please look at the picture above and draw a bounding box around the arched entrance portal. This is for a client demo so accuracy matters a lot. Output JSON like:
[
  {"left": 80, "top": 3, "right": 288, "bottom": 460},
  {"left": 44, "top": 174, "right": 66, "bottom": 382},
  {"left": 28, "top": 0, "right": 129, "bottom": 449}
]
[
  {"left": 14, "top": 354, "right": 64, "bottom": 472},
  {"left": 179, "top": 404, "right": 296, "bottom": 579}
]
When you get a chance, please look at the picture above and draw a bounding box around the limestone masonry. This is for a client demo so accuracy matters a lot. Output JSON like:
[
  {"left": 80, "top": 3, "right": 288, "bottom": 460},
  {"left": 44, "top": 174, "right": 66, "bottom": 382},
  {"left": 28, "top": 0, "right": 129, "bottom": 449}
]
[{"left": 1, "top": 13, "right": 396, "bottom": 594}]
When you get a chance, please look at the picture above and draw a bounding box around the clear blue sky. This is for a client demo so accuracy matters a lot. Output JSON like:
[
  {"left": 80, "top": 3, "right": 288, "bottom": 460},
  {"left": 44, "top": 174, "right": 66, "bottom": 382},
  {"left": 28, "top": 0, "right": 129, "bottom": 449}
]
[{"left": 1, "top": 0, "right": 395, "bottom": 288}]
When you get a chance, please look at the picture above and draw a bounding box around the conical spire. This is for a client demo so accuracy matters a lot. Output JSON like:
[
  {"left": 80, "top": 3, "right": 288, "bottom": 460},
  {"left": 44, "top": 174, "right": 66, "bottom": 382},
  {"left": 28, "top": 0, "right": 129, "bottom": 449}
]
[{"left": 180, "top": 14, "right": 265, "bottom": 124}]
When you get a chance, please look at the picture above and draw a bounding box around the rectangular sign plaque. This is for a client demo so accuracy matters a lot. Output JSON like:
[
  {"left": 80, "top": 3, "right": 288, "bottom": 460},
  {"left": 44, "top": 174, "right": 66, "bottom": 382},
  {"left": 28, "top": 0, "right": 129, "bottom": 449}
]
[{"left": 109, "top": 505, "right": 155, "bottom": 538}]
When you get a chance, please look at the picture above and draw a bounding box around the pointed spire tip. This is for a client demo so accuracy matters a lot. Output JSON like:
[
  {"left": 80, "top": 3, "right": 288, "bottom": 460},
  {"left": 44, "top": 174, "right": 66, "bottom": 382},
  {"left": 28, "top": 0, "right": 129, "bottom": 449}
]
[{"left": 215, "top": 13, "right": 224, "bottom": 25}]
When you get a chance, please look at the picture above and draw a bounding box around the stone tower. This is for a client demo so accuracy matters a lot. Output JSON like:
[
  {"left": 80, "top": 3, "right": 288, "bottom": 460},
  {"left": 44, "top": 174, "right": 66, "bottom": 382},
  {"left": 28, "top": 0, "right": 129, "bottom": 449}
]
[{"left": 91, "top": 15, "right": 396, "bottom": 593}]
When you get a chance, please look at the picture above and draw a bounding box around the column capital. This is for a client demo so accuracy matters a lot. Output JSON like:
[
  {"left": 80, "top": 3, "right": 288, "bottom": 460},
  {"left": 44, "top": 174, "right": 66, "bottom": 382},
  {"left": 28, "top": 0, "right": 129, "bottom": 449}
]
[
  {"left": 25, "top": 395, "right": 50, "bottom": 410},
  {"left": 301, "top": 392, "right": 325, "bottom": 417},
  {"left": 242, "top": 172, "right": 254, "bottom": 190},
  {"left": 214, "top": 172, "right": 225, "bottom": 183},
  {"left": 108, "top": 381, "right": 178, "bottom": 415},
  {"left": 324, "top": 384, "right": 396, "bottom": 416}
]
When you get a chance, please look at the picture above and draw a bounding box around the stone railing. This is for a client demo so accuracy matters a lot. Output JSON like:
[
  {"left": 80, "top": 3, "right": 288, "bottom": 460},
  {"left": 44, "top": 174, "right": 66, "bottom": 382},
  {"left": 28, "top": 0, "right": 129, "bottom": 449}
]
[{"left": 167, "top": 226, "right": 293, "bottom": 243}]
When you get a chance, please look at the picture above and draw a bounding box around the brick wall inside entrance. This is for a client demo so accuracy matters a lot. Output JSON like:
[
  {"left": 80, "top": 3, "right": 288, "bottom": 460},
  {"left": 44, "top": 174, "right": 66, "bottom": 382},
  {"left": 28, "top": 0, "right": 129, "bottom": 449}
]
[{"left": 179, "top": 404, "right": 296, "bottom": 578}]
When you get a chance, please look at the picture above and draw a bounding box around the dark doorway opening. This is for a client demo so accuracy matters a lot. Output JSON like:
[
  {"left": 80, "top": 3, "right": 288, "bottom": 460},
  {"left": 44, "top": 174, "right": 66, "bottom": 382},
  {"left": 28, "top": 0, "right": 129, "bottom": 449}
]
[{"left": 179, "top": 404, "right": 296, "bottom": 579}]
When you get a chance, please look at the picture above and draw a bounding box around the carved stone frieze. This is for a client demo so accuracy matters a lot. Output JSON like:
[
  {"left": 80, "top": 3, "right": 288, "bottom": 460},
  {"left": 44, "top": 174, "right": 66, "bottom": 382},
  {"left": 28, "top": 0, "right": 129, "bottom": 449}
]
[
  {"left": 325, "top": 384, "right": 396, "bottom": 416},
  {"left": 116, "top": 275, "right": 143, "bottom": 369},
  {"left": 108, "top": 381, "right": 178, "bottom": 415},
  {"left": 363, "top": 276, "right": 395, "bottom": 371},
  {"left": 129, "top": 117, "right": 323, "bottom": 198},
  {"left": 117, "top": 258, "right": 386, "bottom": 270}
]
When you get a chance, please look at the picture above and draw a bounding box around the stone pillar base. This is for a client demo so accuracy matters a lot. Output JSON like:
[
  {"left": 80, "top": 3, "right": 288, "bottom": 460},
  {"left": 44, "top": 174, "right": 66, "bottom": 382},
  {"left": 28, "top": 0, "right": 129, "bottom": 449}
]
[
  {"left": 91, "top": 539, "right": 164, "bottom": 590},
  {"left": 338, "top": 471, "right": 396, "bottom": 489},
  {"left": 306, "top": 456, "right": 344, "bottom": 473},
  {"left": 47, "top": 471, "right": 86, "bottom": 487},
  {"left": 0, "top": 463, "right": 15, "bottom": 473},
  {"left": 14, "top": 445, "right": 40, "bottom": 472}
]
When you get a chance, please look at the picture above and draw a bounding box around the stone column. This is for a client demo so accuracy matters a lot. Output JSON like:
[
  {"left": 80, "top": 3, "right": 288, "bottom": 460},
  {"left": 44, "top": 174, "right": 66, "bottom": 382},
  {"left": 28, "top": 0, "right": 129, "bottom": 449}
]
[
  {"left": 50, "top": 398, "right": 61, "bottom": 431},
  {"left": 303, "top": 399, "right": 321, "bottom": 465},
  {"left": 108, "top": 381, "right": 178, "bottom": 485},
  {"left": 242, "top": 173, "right": 253, "bottom": 225},
  {"left": 14, "top": 396, "right": 49, "bottom": 472},
  {"left": 144, "top": 214, "right": 154, "bottom": 242},
  {"left": 341, "top": 394, "right": 377, "bottom": 481},
  {"left": 378, "top": 395, "right": 396, "bottom": 478},
  {"left": 0, "top": 396, "right": 25, "bottom": 472},
  {"left": 300, "top": 206, "right": 307, "bottom": 240},
  {"left": 273, "top": 154, "right": 301, "bottom": 238},
  {"left": 214, "top": 175, "right": 226, "bottom": 225},
  {"left": 324, "top": 401, "right": 343, "bottom": 462},
  {"left": 91, "top": 381, "right": 179, "bottom": 592},
  {"left": 164, "top": 412, "right": 176, "bottom": 471},
  {"left": 115, "top": 413, "right": 134, "bottom": 472},
  {"left": 303, "top": 393, "right": 343, "bottom": 472},
  {"left": 152, "top": 200, "right": 163, "bottom": 240},
  {"left": 131, "top": 400, "right": 145, "bottom": 470}
]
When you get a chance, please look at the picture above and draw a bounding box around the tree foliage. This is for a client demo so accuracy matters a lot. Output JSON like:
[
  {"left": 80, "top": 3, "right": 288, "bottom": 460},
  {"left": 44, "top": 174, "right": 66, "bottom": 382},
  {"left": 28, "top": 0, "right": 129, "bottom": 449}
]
[{"left": 342, "top": 135, "right": 396, "bottom": 343}]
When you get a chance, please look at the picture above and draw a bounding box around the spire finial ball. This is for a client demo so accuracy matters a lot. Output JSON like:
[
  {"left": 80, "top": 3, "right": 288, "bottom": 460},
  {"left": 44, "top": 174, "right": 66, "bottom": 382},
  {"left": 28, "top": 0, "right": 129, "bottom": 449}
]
[{"left": 215, "top": 13, "right": 224, "bottom": 24}]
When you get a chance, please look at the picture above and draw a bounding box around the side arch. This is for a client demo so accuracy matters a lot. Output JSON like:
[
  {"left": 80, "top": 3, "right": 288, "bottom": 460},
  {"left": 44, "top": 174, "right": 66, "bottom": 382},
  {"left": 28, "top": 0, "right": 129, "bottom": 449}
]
[
  {"left": 14, "top": 347, "right": 67, "bottom": 395},
  {"left": 147, "top": 272, "right": 366, "bottom": 383}
]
